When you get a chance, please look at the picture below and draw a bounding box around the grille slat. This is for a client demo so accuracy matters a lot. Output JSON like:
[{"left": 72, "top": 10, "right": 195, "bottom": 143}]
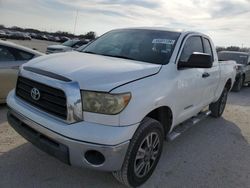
[
  {"left": 16, "top": 76, "right": 67, "bottom": 119},
  {"left": 42, "top": 93, "right": 66, "bottom": 107},
  {"left": 18, "top": 77, "right": 65, "bottom": 98},
  {"left": 17, "top": 83, "right": 32, "bottom": 93}
]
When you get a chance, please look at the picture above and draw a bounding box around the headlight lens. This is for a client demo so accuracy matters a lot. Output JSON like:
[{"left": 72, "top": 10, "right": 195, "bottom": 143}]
[{"left": 81, "top": 91, "right": 131, "bottom": 115}]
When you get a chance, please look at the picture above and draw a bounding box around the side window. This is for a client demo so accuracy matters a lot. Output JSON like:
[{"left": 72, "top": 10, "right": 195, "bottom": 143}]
[
  {"left": 179, "top": 36, "right": 203, "bottom": 62},
  {"left": 203, "top": 38, "right": 214, "bottom": 61},
  {"left": 0, "top": 45, "right": 16, "bottom": 62},
  {"left": 8, "top": 48, "right": 34, "bottom": 61},
  {"left": 16, "top": 50, "right": 34, "bottom": 60}
]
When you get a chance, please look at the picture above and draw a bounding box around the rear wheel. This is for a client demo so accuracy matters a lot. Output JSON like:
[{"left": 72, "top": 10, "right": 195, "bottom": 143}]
[
  {"left": 113, "top": 117, "right": 164, "bottom": 187},
  {"left": 233, "top": 75, "right": 243, "bottom": 92},
  {"left": 209, "top": 87, "right": 228, "bottom": 118}
]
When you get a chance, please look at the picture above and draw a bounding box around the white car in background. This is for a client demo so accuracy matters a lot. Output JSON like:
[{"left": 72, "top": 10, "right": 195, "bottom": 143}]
[
  {"left": 0, "top": 40, "right": 43, "bottom": 103},
  {"left": 46, "top": 39, "right": 90, "bottom": 54}
]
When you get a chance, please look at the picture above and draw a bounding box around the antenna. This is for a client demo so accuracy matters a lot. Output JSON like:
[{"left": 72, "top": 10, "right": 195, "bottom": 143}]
[{"left": 73, "top": 10, "right": 79, "bottom": 35}]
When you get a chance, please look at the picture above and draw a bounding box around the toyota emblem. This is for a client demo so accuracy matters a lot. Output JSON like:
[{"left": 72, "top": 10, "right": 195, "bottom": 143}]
[{"left": 31, "top": 88, "right": 41, "bottom": 101}]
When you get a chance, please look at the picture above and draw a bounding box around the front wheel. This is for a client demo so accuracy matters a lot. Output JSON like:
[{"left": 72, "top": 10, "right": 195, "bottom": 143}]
[
  {"left": 209, "top": 87, "right": 228, "bottom": 118},
  {"left": 113, "top": 117, "right": 164, "bottom": 187}
]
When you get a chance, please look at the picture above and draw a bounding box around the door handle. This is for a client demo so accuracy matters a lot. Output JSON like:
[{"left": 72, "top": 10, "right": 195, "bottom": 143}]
[{"left": 202, "top": 72, "right": 210, "bottom": 78}]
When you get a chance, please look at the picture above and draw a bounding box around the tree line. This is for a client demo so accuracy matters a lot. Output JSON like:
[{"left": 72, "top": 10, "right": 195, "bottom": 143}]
[
  {"left": 216, "top": 46, "right": 250, "bottom": 53},
  {"left": 0, "top": 25, "right": 96, "bottom": 40}
]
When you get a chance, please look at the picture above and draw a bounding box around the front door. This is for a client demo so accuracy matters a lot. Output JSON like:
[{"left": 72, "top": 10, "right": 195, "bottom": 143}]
[{"left": 175, "top": 35, "right": 208, "bottom": 124}]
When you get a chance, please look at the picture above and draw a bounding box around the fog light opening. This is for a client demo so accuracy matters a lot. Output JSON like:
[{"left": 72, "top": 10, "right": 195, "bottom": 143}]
[{"left": 84, "top": 150, "right": 105, "bottom": 166}]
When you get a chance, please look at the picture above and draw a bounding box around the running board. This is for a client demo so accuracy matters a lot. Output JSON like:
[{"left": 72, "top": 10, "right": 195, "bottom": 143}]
[{"left": 167, "top": 110, "right": 211, "bottom": 141}]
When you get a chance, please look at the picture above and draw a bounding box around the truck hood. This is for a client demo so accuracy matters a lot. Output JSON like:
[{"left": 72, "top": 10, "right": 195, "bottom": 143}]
[{"left": 24, "top": 52, "right": 161, "bottom": 91}]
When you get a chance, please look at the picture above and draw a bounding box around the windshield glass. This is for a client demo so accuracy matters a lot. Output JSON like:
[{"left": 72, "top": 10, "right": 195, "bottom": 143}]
[
  {"left": 218, "top": 52, "right": 249, "bottom": 65},
  {"left": 62, "top": 40, "right": 78, "bottom": 47},
  {"left": 82, "top": 29, "right": 180, "bottom": 65}
]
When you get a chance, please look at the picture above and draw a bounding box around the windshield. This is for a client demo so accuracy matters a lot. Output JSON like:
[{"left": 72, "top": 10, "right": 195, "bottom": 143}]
[
  {"left": 62, "top": 40, "right": 78, "bottom": 47},
  {"left": 82, "top": 29, "right": 180, "bottom": 65},
  {"left": 218, "top": 52, "right": 249, "bottom": 65}
]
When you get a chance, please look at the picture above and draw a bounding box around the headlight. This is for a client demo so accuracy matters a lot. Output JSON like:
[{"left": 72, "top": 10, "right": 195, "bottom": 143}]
[{"left": 81, "top": 91, "right": 131, "bottom": 115}]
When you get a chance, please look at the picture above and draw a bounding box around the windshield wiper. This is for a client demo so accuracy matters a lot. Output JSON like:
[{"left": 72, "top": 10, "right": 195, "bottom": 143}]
[
  {"left": 83, "top": 51, "right": 136, "bottom": 61},
  {"left": 83, "top": 51, "right": 99, "bottom": 55},
  {"left": 101, "top": 54, "right": 136, "bottom": 61}
]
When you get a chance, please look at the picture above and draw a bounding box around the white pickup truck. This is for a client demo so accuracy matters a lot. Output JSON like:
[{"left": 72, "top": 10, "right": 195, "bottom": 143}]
[{"left": 7, "top": 28, "right": 236, "bottom": 187}]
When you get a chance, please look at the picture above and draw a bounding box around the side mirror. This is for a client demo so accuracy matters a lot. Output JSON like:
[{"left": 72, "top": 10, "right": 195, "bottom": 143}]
[{"left": 178, "top": 52, "right": 213, "bottom": 69}]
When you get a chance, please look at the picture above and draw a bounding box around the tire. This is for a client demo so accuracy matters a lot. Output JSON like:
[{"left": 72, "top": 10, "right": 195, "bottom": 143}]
[
  {"left": 232, "top": 75, "right": 243, "bottom": 92},
  {"left": 113, "top": 117, "right": 164, "bottom": 187},
  {"left": 209, "top": 87, "right": 228, "bottom": 118}
]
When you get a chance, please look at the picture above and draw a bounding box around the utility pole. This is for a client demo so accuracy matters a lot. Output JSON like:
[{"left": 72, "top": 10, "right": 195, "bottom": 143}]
[{"left": 73, "top": 10, "right": 79, "bottom": 35}]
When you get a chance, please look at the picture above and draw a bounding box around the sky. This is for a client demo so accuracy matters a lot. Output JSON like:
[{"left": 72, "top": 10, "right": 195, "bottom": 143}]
[{"left": 0, "top": 0, "right": 250, "bottom": 47}]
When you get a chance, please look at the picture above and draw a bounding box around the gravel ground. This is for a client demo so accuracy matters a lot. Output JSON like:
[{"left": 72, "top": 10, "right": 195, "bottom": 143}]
[{"left": 0, "top": 87, "right": 250, "bottom": 188}]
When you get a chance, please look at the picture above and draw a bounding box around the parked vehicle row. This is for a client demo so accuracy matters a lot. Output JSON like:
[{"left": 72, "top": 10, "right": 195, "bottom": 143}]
[
  {"left": 0, "top": 30, "right": 73, "bottom": 42},
  {"left": 0, "top": 31, "right": 31, "bottom": 40},
  {"left": 30, "top": 33, "right": 70, "bottom": 42},
  {"left": 6, "top": 28, "right": 236, "bottom": 187},
  {"left": 0, "top": 30, "right": 7, "bottom": 38}
]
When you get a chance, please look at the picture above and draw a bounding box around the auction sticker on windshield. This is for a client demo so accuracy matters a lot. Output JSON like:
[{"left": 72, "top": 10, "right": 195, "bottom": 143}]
[{"left": 152, "top": 39, "right": 175, "bottom": 45}]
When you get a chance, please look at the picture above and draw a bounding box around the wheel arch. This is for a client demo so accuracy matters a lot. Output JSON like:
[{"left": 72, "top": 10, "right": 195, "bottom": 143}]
[
  {"left": 225, "top": 78, "right": 232, "bottom": 91},
  {"left": 242, "top": 73, "right": 246, "bottom": 83},
  {"left": 145, "top": 106, "right": 173, "bottom": 137}
]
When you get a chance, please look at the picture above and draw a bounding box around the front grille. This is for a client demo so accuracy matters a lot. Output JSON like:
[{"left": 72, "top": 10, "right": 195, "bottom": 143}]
[{"left": 16, "top": 76, "right": 67, "bottom": 119}]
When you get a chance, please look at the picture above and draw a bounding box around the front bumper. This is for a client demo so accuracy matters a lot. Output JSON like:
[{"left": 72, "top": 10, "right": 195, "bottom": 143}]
[{"left": 7, "top": 109, "right": 130, "bottom": 171}]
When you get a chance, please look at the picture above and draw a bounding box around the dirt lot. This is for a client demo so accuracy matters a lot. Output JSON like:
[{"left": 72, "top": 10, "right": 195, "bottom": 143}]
[{"left": 0, "top": 87, "right": 250, "bottom": 188}]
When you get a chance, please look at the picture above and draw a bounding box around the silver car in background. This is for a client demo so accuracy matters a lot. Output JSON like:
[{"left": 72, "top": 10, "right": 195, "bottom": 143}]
[
  {"left": 46, "top": 39, "right": 90, "bottom": 54},
  {"left": 0, "top": 40, "right": 43, "bottom": 103}
]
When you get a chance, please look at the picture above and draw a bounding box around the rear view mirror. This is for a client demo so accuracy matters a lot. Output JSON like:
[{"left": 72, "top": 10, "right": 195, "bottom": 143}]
[{"left": 178, "top": 52, "right": 212, "bottom": 69}]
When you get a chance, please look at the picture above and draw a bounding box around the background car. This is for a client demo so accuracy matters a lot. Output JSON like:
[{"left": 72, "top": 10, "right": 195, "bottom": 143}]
[
  {"left": 0, "top": 40, "right": 44, "bottom": 103},
  {"left": 59, "top": 36, "right": 70, "bottom": 42},
  {"left": 8, "top": 32, "right": 31, "bottom": 40},
  {"left": 46, "top": 39, "right": 90, "bottom": 54},
  {"left": 0, "top": 30, "right": 7, "bottom": 38},
  {"left": 218, "top": 51, "right": 250, "bottom": 91}
]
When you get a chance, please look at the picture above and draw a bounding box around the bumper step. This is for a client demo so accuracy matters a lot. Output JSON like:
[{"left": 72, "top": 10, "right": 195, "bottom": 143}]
[{"left": 167, "top": 110, "right": 211, "bottom": 141}]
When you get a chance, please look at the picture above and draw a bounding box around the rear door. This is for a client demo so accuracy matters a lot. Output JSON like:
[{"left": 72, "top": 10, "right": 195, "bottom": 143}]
[
  {"left": 245, "top": 55, "right": 250, "bottom": 82},
  {"left": 200, "top": 37, "right": 220, "bottom": 105},
  {"left": 0, "top": 45, "right": 33, "bottom": 101}
]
